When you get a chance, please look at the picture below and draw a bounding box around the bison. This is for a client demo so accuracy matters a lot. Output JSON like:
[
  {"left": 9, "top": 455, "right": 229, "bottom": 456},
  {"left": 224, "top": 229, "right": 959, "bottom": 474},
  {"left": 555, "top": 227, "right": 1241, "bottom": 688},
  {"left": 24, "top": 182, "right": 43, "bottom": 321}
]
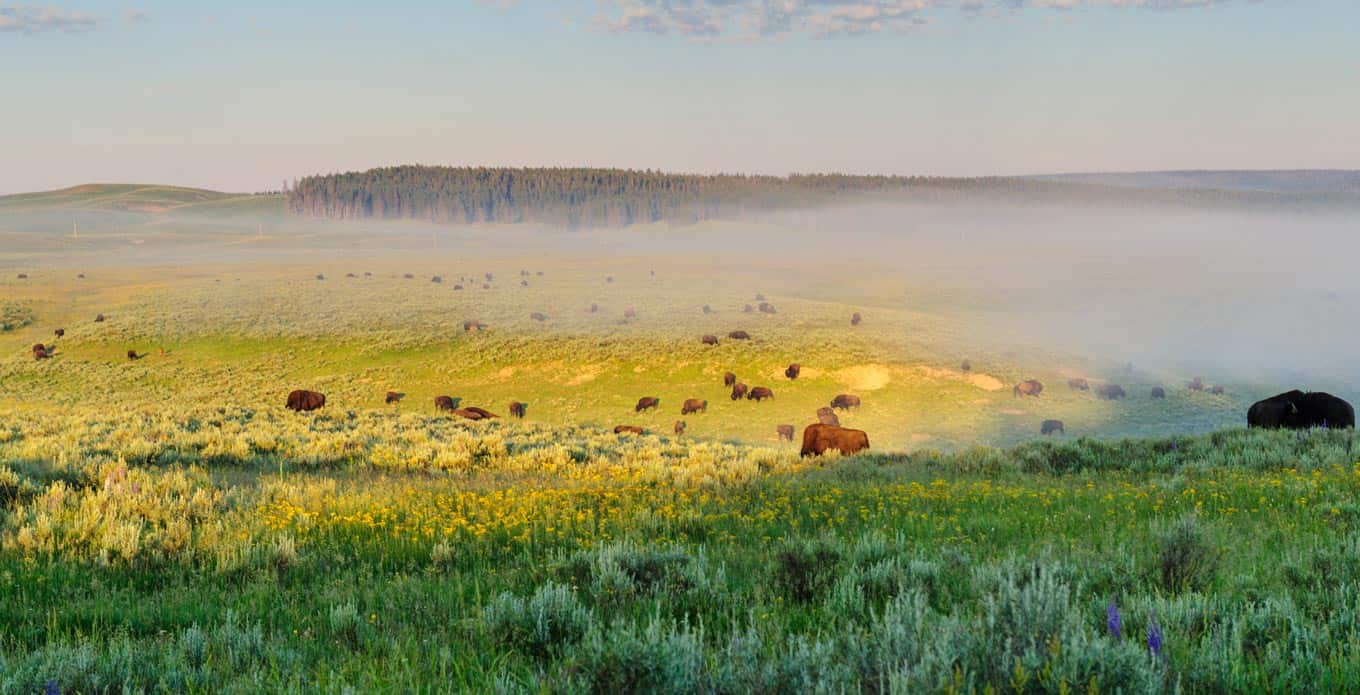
[
  {"left": 1067, "top": 378, "right": 1090, "bottom": 391},
  {"left": 453, "top": 407, "right": 498, "bottom": 420},
  {"left": 590, "top": 303, "right": 599, "bottom": 314},
  {"left": 509, "top": 401, "right": 528, "bottom": 418},
  {"left": 31, "top": 343, "right": 50, "bottom": 360},
  {"left": 17, "top": 273, "right": 27, "bottom": 279},
  {"left": 1013, "top": 380, "right": 1043, "bottom": 397},
  {"left": 800, "top": 424, "right": 870, "bottom": 458},
  {"left": 434, "top": 396, "right": 461, "bottom": 411},
  {"left": 701, "top": 335, "right": 719, "bottom": 346},
  {"left": 453, "top": 284, "right": 464, "bottom": 290},
  {"left": 54, "top": 328, "right": 64, "bottom": 338},
  {"left": 728, "top": 330, "right": 751, "bottom": 340},
  {"left": 731, "top": 383, "right": 749, "bottom": 401},
  {"left": 1041, "top": 419, "right": 1065, "bottom": 435},
  {"left": 127, "top": 350, "right": 141, "bottom": 361},
  {"left": 748, "top": 386, "right": 774, "bottom": 402},
  {"left": 1249, "top": 390, "right": 1355, "bottom": 430},
  {"left": 346, "top": 273, "right": 357, "bottom": 278},
  {"left": 681, "top": 399, "right": 708, "bottom": 415},
  {"left": 702, "top": 305, "right": 712, "bottom": 314},
  {"left": 94, "top": 314, "right": 106, "bottom": 323},
  {"left": 315, "top": 274, "right": 326, "bottom": 281},
  {"left": 482, "top": 283, "right": 491, "bottom": 290},
  {"left": 816, "top": 407, "right": 840, "bottom": 426},
  {"left": 785, "top": 363, "right": 801, "bottom": 380},
  {"left": 1209, "top": 385, "right": 1225, "bottom": 395},
  {"left": 614, "top": 425, "right": 643, "bottom": 435},
  {"left": 1096, "top": 384, "right": 1127, "bottom": 400},
  {"left": 674, "top": 421, "right": 686, "bottom": 435},
  {"left": 831, "top": 394, "right": 861, "bottom": 410},
  {"left": 624, "top": 307, "right": 637, "bottom": 319},
  {"left": 851, "top": 312, "right": 862, "bottom": 326},
  {"left": 1187, "top": 377, "right": 1205, "bottom": 392},
  {"left": 485, "top": 273, "right": 494, "bottom": 282},
  {"left": 606, "top": 276, "right": 614, "bottom": 283},
  {"left": 1151, "top": 387, "right": 1166, "bottom": 399},
  {"left": 521, "top": 280, "right": 529, "bottom": 287},
  {"left": 286, "top": 390, "right": 326, "bottom": 412},
  {"left": 777, "top": 424, "right": 795, "bottom": 442},
  {"left": 961, "top": 359, "right": 971, "bottom": 372},
  {"left": 404, "top": 273, "right": 415, "bottom": 279},
  {"left": 758, "top": 302, "right": 777, "bottom": 314},
  {"left": 743, "top": 304, "right": 754, "bottom": 314},
  {"left": 431, "top": 276, "right": 442, "bottom": 283},
  {"left": 635, "top": 397, "right": 660, "bottom": 413},
  {"left": 463, "top": 320, "right": 484, "bottom": 332},
  {"left": 385, "top": 391, "right": 404, "bottom": 405},
  {"left": 755, "top": 293, "right": 766, "bottom": 301},
  {"left": 530, "top": 312, "right": 548, "bottom": 322},
  {"left": 724, "top": 371, "right": 737, "bottom": 387}
]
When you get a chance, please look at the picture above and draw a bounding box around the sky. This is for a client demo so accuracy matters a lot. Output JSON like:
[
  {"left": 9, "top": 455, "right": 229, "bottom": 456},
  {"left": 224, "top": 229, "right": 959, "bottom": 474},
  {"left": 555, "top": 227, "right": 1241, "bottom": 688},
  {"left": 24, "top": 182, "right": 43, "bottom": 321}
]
[{"left": 1, "top": 0, "right": 1357, "bottom": 194}]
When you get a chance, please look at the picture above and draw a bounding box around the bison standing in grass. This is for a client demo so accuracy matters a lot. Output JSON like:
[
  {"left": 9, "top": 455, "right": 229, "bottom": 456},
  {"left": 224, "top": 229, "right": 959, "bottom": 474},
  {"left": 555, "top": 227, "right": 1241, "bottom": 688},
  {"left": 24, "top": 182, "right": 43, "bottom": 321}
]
[
  {"left": 728, "top": 330, "right": 751, "bottom": 340},
  {"left": 286, "top": 390, "right": 326, "bottom": 412},
  {"left": 785, "top": 363, "right": 801, "bottom": 380},
  {"left": 463, "top": 320, "right": 484, "bottom": 332},
  {"left": 724, "top": 371, "right": 737, "bottom": 387},
  {"left": 95, "top": 314, "right": 106, "bottom": 323},
  {"left": 1209, "top": 385, "right": 1225, "bottom": 395},
  {"left": 31, "top": 344, "right": 50, "bottom": 360},
  {"left": 851, "top": 312, "right": 862, "bottom": 326},
  {"left": 702, "top": 305, "right": 712, "bottom": 314},
  {"left": 831, "top": 394, "right": 861, "bottom": 410},
  {"left": 701, "top": 335, "right": 719, "bottom": 346},
  {"left": 1096, "top": 384, "right": 1127, "bottom": 400},
  {"left": 385, "top": 391, "right": 404, "bottom": 405},
  {"left": 635, "top": 397, "right": 660, "bottom": 413},
  {"left": 960, "top": 359, "right": 971, "bottom": 372},
  {"left": 731, "top": 383, "right": 749, "bottom": 401},
  {"left": 1150, "top": 387, "right": 1166, "bottom": 399},
  {"left": 1013, "top": 380, "right": 1043, "bottom": 397},
  {"left": 748, "top": 386, "right": 774, "bottom": 402},
  {"left": 54, "top": 328, "right": 64, "bottom": 338},
  {"left": 614, "top": 425, "right": 643, "bottom": 435},
  {"left": 509, "top": 402, "right": 528, "bottom": 418},
  {"left": 435, "top": 396, "right": 461, "bottom": 412},
  {"left": 674, "top": 421, "right": 686, "bottom": 435},
  {"left": 127, "top": 350, "right": 142, "bottom": 361},
  {"left": 800, "top": 424, "right": 869, "bottom": 457},
  {"left": 1248, "top": 391, "right": 1354, "bottom": 430},
  {"left": 1041, "top": 419, "right": 1065, "bottom": 435},
  {"left": 530, "top": 312, "right": 548, "bottom": 322},
  {"left": 1188, "top": 377, "right": 1205, "bottom": 392},
  {"left": 681, "top": 399, "right": 707, "bottom": 415},
  {"left": 777, "top": 424, "right": 795, "bottom": 441},
  {"left": 1067, "top": 378, "right": 1089, "bottom": 391},
  {"left": 816, "top": 407, "right": 840, "bottom": 426}
]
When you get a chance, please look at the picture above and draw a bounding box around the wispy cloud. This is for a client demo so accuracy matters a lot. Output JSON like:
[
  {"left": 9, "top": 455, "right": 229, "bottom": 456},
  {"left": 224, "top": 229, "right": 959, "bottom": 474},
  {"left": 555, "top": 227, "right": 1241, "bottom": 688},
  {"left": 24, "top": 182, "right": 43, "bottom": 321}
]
[
  {"left": 124, "top": 8, "right": 149, "bottom": 23},
  {"left": 0, "top": 5, "right": 98, "bottom": 34}
]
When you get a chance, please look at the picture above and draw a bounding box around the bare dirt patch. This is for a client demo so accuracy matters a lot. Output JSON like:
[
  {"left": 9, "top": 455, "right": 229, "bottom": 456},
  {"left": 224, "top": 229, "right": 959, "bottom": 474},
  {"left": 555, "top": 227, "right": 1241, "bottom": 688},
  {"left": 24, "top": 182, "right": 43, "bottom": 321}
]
[{"left": 834, "top": 364, "right": 893, "bottom": 391}]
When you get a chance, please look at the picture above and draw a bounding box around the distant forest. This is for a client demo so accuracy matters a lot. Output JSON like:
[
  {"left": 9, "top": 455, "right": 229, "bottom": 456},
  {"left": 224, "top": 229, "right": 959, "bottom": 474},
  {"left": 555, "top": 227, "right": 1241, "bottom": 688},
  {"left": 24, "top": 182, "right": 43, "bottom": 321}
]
[{"left": 288, "top": 166, "right": 1359, "bottom": 228}]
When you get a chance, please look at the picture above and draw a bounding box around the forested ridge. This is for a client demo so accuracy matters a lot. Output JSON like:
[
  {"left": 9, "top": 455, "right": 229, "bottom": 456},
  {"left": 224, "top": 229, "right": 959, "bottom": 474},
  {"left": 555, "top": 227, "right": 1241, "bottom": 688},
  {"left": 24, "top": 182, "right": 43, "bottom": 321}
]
[{"left": 287, "top": 166, "right": 1360, "bottom": 228}]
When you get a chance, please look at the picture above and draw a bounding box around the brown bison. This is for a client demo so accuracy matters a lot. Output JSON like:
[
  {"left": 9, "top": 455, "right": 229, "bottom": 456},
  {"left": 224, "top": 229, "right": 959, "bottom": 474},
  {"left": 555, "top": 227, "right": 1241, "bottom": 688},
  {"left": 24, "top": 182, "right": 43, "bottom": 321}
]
[
  {"left": 1209, "top": 385, "right": 1225, "bottom": 395},
  {"left": 463, "top": 320, "right": 484, "bottom": 332},
  {"left": 758, "top": 302, "right": 777, "bottom": 314},
  {"left": 94, "top": 314, "right": 106, "bottom": 323},
  {"left": 536, "top": 271, "right": 543, "bottom": 276},
  {"left": 816, "top": 407, "right": 840, "bottom": 426},
  {"left": 286, "top": 390, "right": 326, "bottom": 412},
  {"left": 509, "top": 402, "right": 528, "bottom": 418},
  {"left": 315, "top": 274, "right": 325, "bottom": 281},
  {"left": 1187, "top": 377, "right": 1204, "bottom": 392},
  {"left": 851, "top": 312, "right": 862, "bottom": 326},
  {"left": 54, "top": 328, "right": 64, "bottom": 338},
  {"left": 624, "top": 307, "right": 637, "bottom": 319},
  {"left": 590, "top": 303, "right": 599, "bottom": 314},
  {"left": 731, "top": 383, "right": 749, "bottom": 401},
  {"left": 521, "top": 280, "right": 529, "bottom": 287},
  {"left": 755, "top": 293, "right": 766, "bottom": 301},
  {"left": 403, "top": 273, "right": 415, "bottom": 279},
  {"left": 1249, "top": 390, "right": 1355, "bottom": 430},
  {"left": 1150, "top": 386, "right": 1166, "bottom": 399},
  {"left": 1096, "top": 384, "right": 1126, "bottom": 400},
  {"left": 831, "top": 394, "right": 861, "bottom": 410},
  {"left": 681, "top": 399, "right": 708, "bottom": 415},
  {"left": 435, "top": 396, "right": 461, "bottom": 411},
  {"left": 635, "top": 397, "right": 660, "bottom": 412},
  {"left": 385, "top": 391, "right": 404, "bottom": 405},
  {"left": 748, "top": 386, "right": 774, "bottom": 402},
  {"left": 800, "top": 424, "right": 870, "bottom": 458},
  {"left": 346, "top": 273, "right": 357, "bottom": 278},
  {"left": 674, "top": 420, "right": 686, "bottom": 435},
  {"left": 961, "top": 359, "right": 971, "bottom": 372},
  {"left": 1013, "top": 380, "right": 1043, "bottom": 397},
  {"left": 32, "top": 343, "right": 50, "bottom": 360},
  {"left": 702, "top": 305, "right": 712, "bottom": 314},
  {"left": 453, "top": 284, "right": 464, "bottom": 290},
  {"left": 777, "top": 424, "right": 795, "bottom": 441},
  {"left": 431, "top": 276, "right": 442, "bottom": 283},
  {"left": 701, "top": 335, "right": 719, "bottom": 346},
  {"left": 17, "top": 273, "right": 27, "bottom": 279},
  {"left": 482, "top": 283, "right": 491, "bottom": 290},
  {"left": 1041, "top": 419, "right": 1065, "bottom": 435},
  {"left": 127, "top": 350, "right": 142, "bottom": 361},
  {"left": 785, "top": 363, "right": 801, "bottom": 380},
  {"left": 606, "top": 276, "right": 614, "bottom": 283},
  {"left": 530, "top": 312, "right": 548, "bottom": 322},
  {"left": 77, "top": 273, "right": 85, "bottom": 279},
  {"left": 614, "top": 425, "right": 643, "bottom": 435},
  {"left": 743, "top": 304, "right": 754, "bottom": 313},
  {"left": 453, "top": 407, "right": 498, "bottom": 420},
  {"left": 724, "top": 371, "right": 737, "bottom": 387},
  {"left": 485, "top": 273, "right": 494, "bottom": 282},
  {"left": 520, "top": 270, "right": 529, "bottom": 276},
  {"left": 1067, "top": 378, "right": 1090, "bottom": 391},
  {"left": 728, "top": 330, "right": 751, "bottom": 340}
]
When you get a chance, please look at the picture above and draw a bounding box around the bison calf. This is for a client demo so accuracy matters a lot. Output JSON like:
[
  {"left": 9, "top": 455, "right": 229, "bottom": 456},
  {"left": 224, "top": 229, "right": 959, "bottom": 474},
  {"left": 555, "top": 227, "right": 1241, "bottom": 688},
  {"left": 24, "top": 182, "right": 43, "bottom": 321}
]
[
  {"left": 674, "top": 421, "right": 686, "bottom": 435},
  {"left": 777, "top": 424, "right": 795, "bottom": 442}
]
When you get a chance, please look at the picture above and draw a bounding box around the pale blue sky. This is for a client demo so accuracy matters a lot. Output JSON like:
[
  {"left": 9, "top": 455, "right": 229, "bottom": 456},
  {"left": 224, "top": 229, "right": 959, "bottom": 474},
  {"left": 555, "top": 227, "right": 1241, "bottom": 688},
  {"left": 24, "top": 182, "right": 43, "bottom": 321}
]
[{"left": 1, "top": 1, "right": 1356, "bottom": 193}]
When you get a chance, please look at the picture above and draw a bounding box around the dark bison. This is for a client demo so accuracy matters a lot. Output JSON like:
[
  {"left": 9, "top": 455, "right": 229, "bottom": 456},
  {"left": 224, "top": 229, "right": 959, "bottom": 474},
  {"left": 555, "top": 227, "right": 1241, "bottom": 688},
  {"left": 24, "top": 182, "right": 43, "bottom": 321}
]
[
  {"left": 32, "top": 343, "right": 50, "bottom": 360},
  {"left": 743, "top": 304, "right": 754, "bottom": 314},
  {"left": 346, "top": 273, "right": 357, "bottom": 278},
  {"left": 463, "top": 320, "right": 484, "bottom": 332},
  {"left": 816, "top": 407, "right": 840, "bottom": 426},
  {"left": 960, "top": 359, "right": 971, "bottom": 372},
  {"left": 681, "top": 399, "right": 708, "bottom": 415},
  {"left": 1067, "top": 378, "right": 1090, "bottom": 391},
  {"left": 851, "top": 312, "right": 862, "bottom": 326},
  {"left": 831, "top": 394, "right": 861, "bottom": 410},
  {"left": 520, "top": 270, "right": 529, "bottom": 276},
  {"left": 701, "top": 335, "right": 719, "bottom": 346},
  {"left": 54, "top": 328, "right": 64, "bottom": 338},
  {"left": 674, "top": 421, "right": 686, "bottom": 435},
  {"left": 606, "top": 276, "right": 614, "bottom": 283},
  {"left": 485, "top": 273, "right": 494, "bottom": 282},
  {"left": 1013, "top": 380, "right": 1043, "bottom": 397},
  {"left": 286, "top": 390, "right": 326, "bottom": 412},
  {"left": 1209, "top": 385, "right": 1225, "bottom": 395},
  {"left": 800, "top": 424, "right": 870, "bottom": 458},
  {"left": 315, "top": 274, "right": 325, "bottom": 281},
  {"left": 509, "top": 402, "right": 528, "bottom": 418},
  {"left": 453, "top": 284, "right": 464, "bottom": 290},
  {"left": 77, "top": 273, "right": 85, "bottom": 279},
  {"left": 521, "top": 280, "right": 529, "bottom": 287},
  {"left": 724, "top": 371, "right": 737, "bottom": 387},
  {"left": 434, "top": 396, "right": 461, "bottom": 411},
  {"left": 731, "top": 383, "right": 749, "bottom": 401},
  {"left": 1096, "top": 384, "right": 1127, "bottom": 400},
  {"left": 385, "top": 391, "right": 404, "bottom": 405},
  {"left": 1150, "top": 387, "right": 1166, "bottom": 399},
  {"left": 624, "top": 307, "right": 637, "bottom": 319},
  {"left": 748, "top": 386, "right": 774, "bottom": 402},
  {"left": 614, "top": 425, "right": 643, "bottom": 435},
  {"left": 17, "top": 273, "right": 27, "bottom": 279},
  {"left": 777, "top": 424, "right": 795, "bottom": 441},
  {"left": 530, "top": 312, "right": 548, "bottom": 322},
  {"left": 95, "top": 314, "right": 106, "bottom": 323},
  {"left": 785, "top": 363, "right": 801, "bottom": 380},
  {"left": 404, "top": 273, "right": 415, "bottom": 279},
  {"left": 127, "top": 350, "right": 142, "bottom": 361},
  {"left": 758, "top": 302, "right": 777, "bottom": 314},
  {"left": 1041, "top": 419, "right": 1065, "bottom": 435},
  {"left": 482, "top": 284, "right": 491, "bottom": 290},
  {"left": 431, "top": 276, "right": 442, "bottom": 283},
  {"left": 635, "top": 397, "right": 660, "bottom": 413},
  {"left": 1248, "top": 391, "right": 1355, "bottom": 430},
  {"left": 453, "top": 407, "right": 498, "bottom": 420},
  {"left": 755, "top": 293, "right": 766, "bottom": 301},
  {"left": 728, "top": 330, "right": 751, "bottom": 340},
  {"left": 1188, "top": 377, "right": 1204, "bottom": 392},
  {"left": 702, "top": 305, "right": 712, "bottom": 314},
  {"left": 590, "top": 303, "right": 599, "bottom": 314}
]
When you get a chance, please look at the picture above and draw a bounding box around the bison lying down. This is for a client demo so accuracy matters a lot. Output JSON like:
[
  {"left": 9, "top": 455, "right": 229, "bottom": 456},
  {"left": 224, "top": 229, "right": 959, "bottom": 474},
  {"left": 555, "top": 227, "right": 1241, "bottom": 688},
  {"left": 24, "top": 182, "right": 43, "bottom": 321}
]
[
  {"left": 286, "top": 390, "right": 326, "bottom": 412},
  {"left": 800, "top": 424, "right": 869, "bottom": 457}
]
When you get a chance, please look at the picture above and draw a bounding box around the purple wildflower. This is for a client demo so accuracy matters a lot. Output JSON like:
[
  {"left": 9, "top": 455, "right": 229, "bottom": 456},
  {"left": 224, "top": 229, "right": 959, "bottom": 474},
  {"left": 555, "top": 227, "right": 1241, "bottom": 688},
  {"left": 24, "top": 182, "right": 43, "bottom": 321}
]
[
  {"left": 1147, "top": 615, "right": 1163, "bottom": 656},
  {"left": 44, "top": 681, "right": 60, "bottom": 695},
  {"left": 1106, "top": 599, "right": 1122, "bottom": 640}
]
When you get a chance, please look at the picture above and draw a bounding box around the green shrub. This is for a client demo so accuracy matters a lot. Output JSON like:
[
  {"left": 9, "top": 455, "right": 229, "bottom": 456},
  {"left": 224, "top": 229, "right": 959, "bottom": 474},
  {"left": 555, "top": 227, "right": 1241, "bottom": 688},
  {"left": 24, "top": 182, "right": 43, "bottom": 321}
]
[
  {"left": 483, "top": 582, "right": 594, "bottom": 659},
  {"left": 1157, "top": 516, "right": 1222, "bottom": 593}
]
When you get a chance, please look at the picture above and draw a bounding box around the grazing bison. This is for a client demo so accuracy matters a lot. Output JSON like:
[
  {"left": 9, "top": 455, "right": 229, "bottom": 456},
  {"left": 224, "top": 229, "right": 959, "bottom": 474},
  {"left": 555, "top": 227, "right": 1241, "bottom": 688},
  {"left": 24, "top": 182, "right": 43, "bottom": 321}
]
[
  {"left": 624, "top": 307, "right": 637, "bottom": 319},
  {"left": 702, "top": 305, "right": 712, "bottom": 314},
  {"left": 485, "top": 273, "right": 494, "bottom": 282},
  {"left": 674, "top": 421, "right": 686, "bottom": 435},
  {"left": 800, "top": 424, "right": 870, "bottom": 458},
  {"left": 54, "top": 328, "right": 64, "bottom": 338},
  {"left": 758, "top": 302, "right": 777, "bottom": 314},
  {"left": 743, "top": 304, "right": 754, "bottom": 314},
  {"left": 614, "top": 425, "right": 643, "bottom": 435},
  {"left": 453, "top": 284, "right": 464, "bottom": 290},
  {"left": 521, "top": 280, "right": 529, "bottom": 287},
  {"left": 635, "top": 397, "right": 660, "bottom": 413},
  {"left": 364, "top": 272, "right": 373, "bottom": 277},
  {"left": 77, "top": 273, "right": 85, "bottom": 279},
  {"left": 536, "top": 271, "right": 543, "bottom": 276},
  {"left": 702, "top": 335, "right": 719, "bottom": 346},
  {"left": 831, "top": 394, "right": 861, "bottom": 410},
  {"left": 1209, "top": 385, "right": 1225, "bottom": 395},
  {"left": 731, "top": 383, "right": 749, "bottom": 401},
  {"left": 509, "top": 402, "right": 528, "bottom": 418},
  {"left": 1067, "top": 378, "right": 1090, "bottom": 391},
  {"left": 520, "top": 270, "right": 529, "bottom": 277},
  {"left": 403, "top": 273, "right": 415, "bottom": 279},
  {"left": 17, "top": 273, "right": 27, "bottom": 279},
  {"left": 31, "top": 343, "right": 50, "bottom": 360},
  {"left": 681, "top": 399, "right": 708, "bottom": 415},
  {"left": 482, "top": 284, "right": 491, "bottom": 290},
  {"left": 1041, "top": 419, "right": 1065, "bottom": 435},
  {"left": 816, "top": 407, "right": 840, "bottom": 426},
  {"left": 315, "top": 274, "right": 326, "bottom": 281},
  {"left": 346, "top": 273, "right": 357, "bottom": 278},
  {"left": 286, "top": 390, "right": 326, "bottom": 412},
  {"left": 530, "top": 312, "right": 548, "bottom": 322},
  {"left": 755, "top": 293, "right": 766, "bottom": 301},
  {"left": 1249, "top": 390, "right": 1355, "bottom": 430},
  {"left": 385, "top": 391, "right": 404, "bottom": 405},
  {"left": 434, "top": 396, "right": 461, "bottom": 411},
  {"left": 1188, "top": 377, "right": 1205, "bottom": 392},
  {"left": 453, "top": 406, "right": 498, "bottom": 420},
  {"left": 785, "top": 363, "right": 801, "bottom": 380},
  {"left": 431, "top": 276, "right": 442, "bottom": 283},
  {"left": 961, "top": 359, "right": 971, "bottom": 372},
  {"left": 1013, "top": 380, "right": 1043, "bottom": 397},
  {"left": 590, "top": 303, "right": 599, "bottom": 314},
  {"left": 94, "top": 314, "right": 105, "bottom": 323},
  {"left": 1150, "top": 387, "right": 1166, "bottom": 399},
  {"left": 777, "top": 424, "right": 795, "bottom": 442},
  {"left": 1096, "top": 384, "right": 1126, "bottom": 400},
  {"left": 463, "top": 320, "right": 484, "bottom": 332},
  {"left": 127, "top": 350, "right": 141, "bottom": 361},
  {"left": 728, "top": 330, "right": 751, "bottom": 340},
  {"left": 851, "top": 312, "right": 862, "bottom": 326},
  {"left": 748, "top": 386, "right": 774, "bottom": 402},
  {"left": 606, "top": 276, "right": 614, "bottom": 283},
  {"left": 724, "top": 372, "right": 737, "bottom": 387}
]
